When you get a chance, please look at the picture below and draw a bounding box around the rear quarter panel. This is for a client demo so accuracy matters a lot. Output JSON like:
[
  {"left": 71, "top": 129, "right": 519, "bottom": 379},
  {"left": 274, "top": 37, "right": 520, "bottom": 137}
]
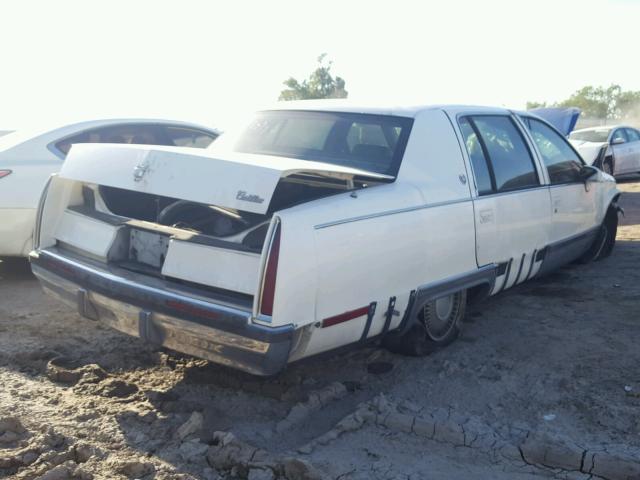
[{"left": 275, "top": 109, "right": 477, "bottom": 358}]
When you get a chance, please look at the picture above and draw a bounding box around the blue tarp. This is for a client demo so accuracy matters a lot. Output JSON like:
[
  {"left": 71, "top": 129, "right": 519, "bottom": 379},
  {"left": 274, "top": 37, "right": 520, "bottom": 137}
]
[{"left": 530, "top": 107, "right": 581, "bottom": 136}]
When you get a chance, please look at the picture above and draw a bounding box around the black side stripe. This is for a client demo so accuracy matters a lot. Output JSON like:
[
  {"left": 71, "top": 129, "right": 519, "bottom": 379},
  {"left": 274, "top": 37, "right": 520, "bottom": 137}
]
[
  {"left": 380, "top": 296, "right": 396, "bottom": 337},
  {"left": 525, "top": 249, "right": 538, "bottom": 281},
  {"left": 514, "top": 253, "right": 526, "bottom": 285},
  {"left": 359, "top": 302, "right": 378, "bottom": 343},
  {"left": 495, "top": 258, "right": 513, "bottom": 294},
  {"left": 535, "top": 247, "right": 547, "bottom": 262}
]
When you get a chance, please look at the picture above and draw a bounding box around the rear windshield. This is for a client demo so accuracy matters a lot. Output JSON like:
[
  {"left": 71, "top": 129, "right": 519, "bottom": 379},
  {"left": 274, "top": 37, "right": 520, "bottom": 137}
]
[
  {"left": 233, "top": 110, "right": 413, "bottom": 176},
  {"left": 569, "top": 129, "right": 611, "bottom": 143}
]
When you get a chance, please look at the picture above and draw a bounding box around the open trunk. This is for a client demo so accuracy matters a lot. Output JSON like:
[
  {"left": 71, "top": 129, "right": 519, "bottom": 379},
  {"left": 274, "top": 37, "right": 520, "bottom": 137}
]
[{"left": 46, "top": 143, "right": 390, "bottom": 304}]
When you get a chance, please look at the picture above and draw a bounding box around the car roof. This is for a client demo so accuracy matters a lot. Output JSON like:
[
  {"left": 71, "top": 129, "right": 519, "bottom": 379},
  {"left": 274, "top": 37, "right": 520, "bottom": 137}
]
[{"left": 260, "top": 99, "right": 513, "bottom": 118}]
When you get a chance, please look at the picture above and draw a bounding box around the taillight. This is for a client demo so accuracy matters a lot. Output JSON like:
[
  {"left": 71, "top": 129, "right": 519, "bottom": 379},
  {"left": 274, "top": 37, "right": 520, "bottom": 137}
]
[
  {"left": 259, "top": 222, "right": 281, "bottom": 316},
  {"left": 0, "top": 170, "right": 11, "bottom": 179}
]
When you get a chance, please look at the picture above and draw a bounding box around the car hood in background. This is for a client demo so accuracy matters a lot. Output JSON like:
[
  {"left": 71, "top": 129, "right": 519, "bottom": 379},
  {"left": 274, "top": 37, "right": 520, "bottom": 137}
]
[
  {"left": 569, "top": 139, "right": 608, "bottom": 165},
  {"left": 530, "top": 107, "right": 581, "bottom": 136}
]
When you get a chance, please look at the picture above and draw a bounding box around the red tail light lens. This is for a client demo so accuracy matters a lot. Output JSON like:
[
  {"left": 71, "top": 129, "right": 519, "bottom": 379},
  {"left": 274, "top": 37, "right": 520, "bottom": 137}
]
[
  {"left": 260, "top": 223, "right": 281, "bottom": 316},
  {"left": 0, "top": 170, "right": 12, "bottom": 179}
]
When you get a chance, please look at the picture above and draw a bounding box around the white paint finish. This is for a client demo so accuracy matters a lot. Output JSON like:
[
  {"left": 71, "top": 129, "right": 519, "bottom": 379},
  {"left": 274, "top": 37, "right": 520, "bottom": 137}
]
[
  {"left": 161, "top": 239, "right": 261, "bottom": 295},
  {"left": 302, "top": 317, "right": 369, "bottom": 358},
  {"left": 308, "top": 201, "right": 476, "bottom": 348},
  {"left": 32, "top": 103, "right": 624, "bottom": 367},
  {"left": 398, "top": 109, "right": 472, "bottom": 203},
  {"left": 0, "top": 208, "right": 36, "bottom": 256},
  {"left": 570, "top": 140, "right": 608, "bottom": 166},
  {"left": 548, "top": 183, "right": 597, "bottom": 244},
  {"left": 263, "top": 215, "right": 319, "bottom": 328},
  {"left": 612, "top": 139, "right": 632, "bottom": 174},
  {"left": 474, "top": 188, "right": 551, "bottom": 268},
  {"left": 60, "top": 144, "right": 392, "bottom": 215},
  {"left": 54, "top": 209, "right": 120, "bottom": 258},
  {"left": 37, "top": 176, "right": 79, "bottom": 250}
]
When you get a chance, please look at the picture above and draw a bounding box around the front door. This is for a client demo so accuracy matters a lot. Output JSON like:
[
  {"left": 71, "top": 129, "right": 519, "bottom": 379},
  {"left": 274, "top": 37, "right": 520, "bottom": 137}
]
[
  {"left": 523, "top": 117, "right": 598, "bottom": 270},
  {"left": 611, "top": 128, "right": 632, "bottom": 174}
]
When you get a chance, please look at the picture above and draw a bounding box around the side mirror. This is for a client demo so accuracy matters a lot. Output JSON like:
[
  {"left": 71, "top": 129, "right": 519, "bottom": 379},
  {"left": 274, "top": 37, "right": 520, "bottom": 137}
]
[
  {"left": 611, "top": 137, "right": 625, "bottom": 145},
  {"left": 579, "top": 165, "right": 599, "bottom": 181}
]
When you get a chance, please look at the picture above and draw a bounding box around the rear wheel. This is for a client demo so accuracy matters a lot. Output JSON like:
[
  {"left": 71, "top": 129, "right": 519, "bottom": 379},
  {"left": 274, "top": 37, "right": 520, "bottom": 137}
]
[{"left": 383, "top": 290, "right": 467, "bottom": 356}]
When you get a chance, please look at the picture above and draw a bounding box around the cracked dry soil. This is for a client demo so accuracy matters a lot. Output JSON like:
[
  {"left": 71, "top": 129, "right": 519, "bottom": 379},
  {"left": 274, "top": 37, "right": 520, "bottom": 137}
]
[{"left": 1, "top": 178, "right": 640, "bottom": 480}]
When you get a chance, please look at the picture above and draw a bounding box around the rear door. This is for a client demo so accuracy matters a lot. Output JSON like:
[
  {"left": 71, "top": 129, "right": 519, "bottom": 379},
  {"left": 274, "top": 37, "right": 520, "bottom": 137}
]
[
  {"left": 522, "top": 117, "right": 598, "bottom": 268},
  {"left": 624, "top": 128, "right": 640, "bottom": 173},
  {"left": 457, "top": 114, "right": 551, "bottom": 293}
]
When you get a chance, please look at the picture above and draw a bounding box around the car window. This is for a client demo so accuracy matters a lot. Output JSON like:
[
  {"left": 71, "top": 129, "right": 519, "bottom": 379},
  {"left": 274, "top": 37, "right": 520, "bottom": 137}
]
[
  {"left": 526, "top": 118, "right": 584, "bottom": 184},
  {"left": 625, "top": 128, "right": 640, "bottom": 143},
  {"left": 234, "top": 110, "right": 413, "bottom": 176},
  {"left": 458, "top": 117, "right": 494, "bottom": 195},
  {"left": 274, "top": 116, "right": 335, "bottom": 150},
  {"left": 611, "top": 129, "right": 628, "bottom": 144},
  {"left": 467, "top": 115, "right": 539, "bottom": 192},
  {"left": 164, "top": 126, "right": 217, "bottom": 148},
  {"left": 55, "top": 124, "right": 171, "bottom": 155}
]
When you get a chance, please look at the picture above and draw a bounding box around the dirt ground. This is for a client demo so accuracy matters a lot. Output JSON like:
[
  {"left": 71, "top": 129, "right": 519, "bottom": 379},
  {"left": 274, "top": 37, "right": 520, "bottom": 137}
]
[{"left": 2, "top": 179, "right": 640, "bottom": 480}]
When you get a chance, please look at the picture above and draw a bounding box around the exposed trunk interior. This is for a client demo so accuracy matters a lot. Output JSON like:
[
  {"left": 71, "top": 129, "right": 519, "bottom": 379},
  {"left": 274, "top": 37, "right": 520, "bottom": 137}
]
[
  {"left": 97, "top": 175, "right": 367, "bottom": 250},
  {"left": 71, "top": 175, "right": 371, "bottom": 284}
]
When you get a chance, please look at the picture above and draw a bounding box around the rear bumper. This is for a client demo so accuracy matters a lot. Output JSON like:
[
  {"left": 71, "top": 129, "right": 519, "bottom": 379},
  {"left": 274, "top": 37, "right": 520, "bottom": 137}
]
[{"left": 29, "top": 249, "right": 293, "bottom": 376}]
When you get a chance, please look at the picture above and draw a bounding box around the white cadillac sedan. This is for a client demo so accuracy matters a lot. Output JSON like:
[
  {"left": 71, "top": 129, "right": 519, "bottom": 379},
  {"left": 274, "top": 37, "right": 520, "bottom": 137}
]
[
  {"left": 0, "top": 119, "right": 219, "bottom": 256},
  {"left": 569, "top": 125, "right": 640, "bottom": 176},
  {"left": 29, "top": 102, "right": 620, "bottom": 375}
]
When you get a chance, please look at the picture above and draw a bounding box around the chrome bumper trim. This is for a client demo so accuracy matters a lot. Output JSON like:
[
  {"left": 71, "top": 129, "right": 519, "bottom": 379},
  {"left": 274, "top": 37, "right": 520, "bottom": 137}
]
[{"left": 30, "top": 249, "right": 293, "bottom": 376}]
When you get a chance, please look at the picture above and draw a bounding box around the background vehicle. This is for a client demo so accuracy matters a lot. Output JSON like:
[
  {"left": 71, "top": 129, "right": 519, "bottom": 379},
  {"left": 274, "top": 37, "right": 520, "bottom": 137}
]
[
  {"left": 0, "top": 119, "right": 219, "bottom": 256},
  {"left": 569, "top": 125, "right": 640, "bottom": 176},
  {"left": 29, "top": 103, "right": 620, "bottom": 375}
]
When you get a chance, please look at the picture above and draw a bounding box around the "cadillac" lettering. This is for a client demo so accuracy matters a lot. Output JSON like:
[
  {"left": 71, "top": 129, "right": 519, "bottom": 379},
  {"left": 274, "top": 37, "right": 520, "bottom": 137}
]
[{"left": 236, "top": 190, "right": 265, "bottom": 204}]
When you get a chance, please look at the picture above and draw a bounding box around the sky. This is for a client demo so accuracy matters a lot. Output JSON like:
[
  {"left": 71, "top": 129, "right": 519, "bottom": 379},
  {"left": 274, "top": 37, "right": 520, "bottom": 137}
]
[{"left": 1, "top": 0, "right": 639, "bottom": 130}]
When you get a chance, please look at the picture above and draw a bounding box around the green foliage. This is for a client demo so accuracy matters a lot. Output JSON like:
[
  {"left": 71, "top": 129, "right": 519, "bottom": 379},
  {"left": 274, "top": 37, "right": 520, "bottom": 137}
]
[
  {"left": 529, "top": 84, "right": 640, "bottom": 120},
  {"left": 616, "top": 89, "right": 640, "bottom": 119},
  {"left": 526, "top": 101, "right": 547, "bottom": 110},
  {"left": 279, "top": 54, "right": 348, "bottom": 101}
]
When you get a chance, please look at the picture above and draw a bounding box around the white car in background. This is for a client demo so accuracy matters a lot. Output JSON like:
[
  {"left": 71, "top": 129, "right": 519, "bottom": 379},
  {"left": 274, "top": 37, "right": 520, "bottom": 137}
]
[
  {"left": 0, "top": 119, "right": 219, "bottom": 256},
  {"left": 29, "top": 103, "right": 621, "bottom": 375},
  {"left": 569, "top": 125, "right": 640, "bottom": 176}
]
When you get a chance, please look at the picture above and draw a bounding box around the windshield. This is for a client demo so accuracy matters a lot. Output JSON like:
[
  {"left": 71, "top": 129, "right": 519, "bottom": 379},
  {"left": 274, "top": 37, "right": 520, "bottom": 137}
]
[
  {"left": 569, "top": 129, "right": 611, "bottom": 143},
  {"left": 232, "top": 110, "right": 413, "bottom": 176}
]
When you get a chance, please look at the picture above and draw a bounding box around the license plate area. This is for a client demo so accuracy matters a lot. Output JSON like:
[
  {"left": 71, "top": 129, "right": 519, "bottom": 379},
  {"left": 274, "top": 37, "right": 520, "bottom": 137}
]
[{"left": 129, "top": 228, "right": 170, "bottom": 269}]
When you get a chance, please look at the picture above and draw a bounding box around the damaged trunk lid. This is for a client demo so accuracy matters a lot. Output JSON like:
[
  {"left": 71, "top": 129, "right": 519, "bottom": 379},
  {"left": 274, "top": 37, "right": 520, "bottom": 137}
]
[{"left": 60, "top": 143, "right": 393, "bottom": 215}]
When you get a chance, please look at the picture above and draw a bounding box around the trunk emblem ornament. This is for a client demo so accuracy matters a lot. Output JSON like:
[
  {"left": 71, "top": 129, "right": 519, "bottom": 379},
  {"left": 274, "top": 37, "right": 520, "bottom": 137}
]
[{"left": 133, "top": 160, "right": 150, "bottom": 182}]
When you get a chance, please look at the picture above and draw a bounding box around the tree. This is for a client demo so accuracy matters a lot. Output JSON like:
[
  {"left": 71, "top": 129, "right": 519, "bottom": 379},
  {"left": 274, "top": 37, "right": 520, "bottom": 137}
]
[
  {"left": 557, "top": 85, "right": 621, "bottom": 120},
  {"left": 525, "top": 101, "right": 548, "bottom": 110},
  {"left": 528, "top": 84, "right": 640, "bottom": 121},
  {"left": 279, "top": 54, "right": 348, "bottom": 101},
  {"left": 615, "top": 90, "right": 640, "bottom": 119}
]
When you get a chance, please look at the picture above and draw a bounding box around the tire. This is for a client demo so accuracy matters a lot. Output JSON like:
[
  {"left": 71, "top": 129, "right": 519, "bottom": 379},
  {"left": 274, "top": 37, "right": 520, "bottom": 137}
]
[
  {"left": 383, "top": 290, "right": 467, "bottom": 356},
  {"left": 602, "top": 158, "right": 614, "bottom": 176},
  {"left": 596, "top": 207, "right": 618, "bottom": 260},
  {"left": 579, "top": 207, "right": 618, "bottom": 263}
]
